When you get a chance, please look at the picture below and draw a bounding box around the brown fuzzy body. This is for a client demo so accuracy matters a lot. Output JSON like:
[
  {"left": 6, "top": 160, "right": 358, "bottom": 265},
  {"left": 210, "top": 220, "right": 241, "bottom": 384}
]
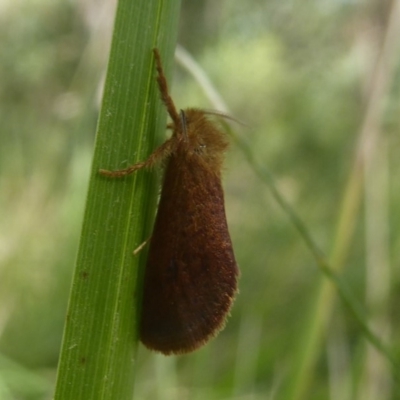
[
  {"left": 100, "top": 50, "right": 238, "bottom": 355},
  {"left": 140, "top": 109, "right": 238, "bottom": 354}
]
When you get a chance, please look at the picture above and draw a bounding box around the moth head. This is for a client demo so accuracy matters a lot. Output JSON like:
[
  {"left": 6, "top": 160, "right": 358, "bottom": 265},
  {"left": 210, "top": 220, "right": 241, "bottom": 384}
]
[{"left": 176, "top": 108, "right": 229, "bottom": 171}]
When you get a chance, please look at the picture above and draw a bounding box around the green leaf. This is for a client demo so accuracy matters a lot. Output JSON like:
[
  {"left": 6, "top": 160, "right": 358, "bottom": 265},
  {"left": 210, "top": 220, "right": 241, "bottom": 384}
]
[{"left": 54, "top": 1, "right": 182, "bottom": 399}]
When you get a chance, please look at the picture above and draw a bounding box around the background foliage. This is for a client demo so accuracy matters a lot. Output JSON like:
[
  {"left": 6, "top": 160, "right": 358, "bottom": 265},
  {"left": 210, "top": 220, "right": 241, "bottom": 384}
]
[{"left": 1, "top": 0, "right": 400, "bottom": 399}]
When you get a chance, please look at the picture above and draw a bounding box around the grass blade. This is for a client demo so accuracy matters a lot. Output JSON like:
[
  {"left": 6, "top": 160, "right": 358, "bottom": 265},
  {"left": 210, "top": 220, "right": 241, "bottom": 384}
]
[{"left": 54, "top": 1, "right": 182, "bottom": 399}]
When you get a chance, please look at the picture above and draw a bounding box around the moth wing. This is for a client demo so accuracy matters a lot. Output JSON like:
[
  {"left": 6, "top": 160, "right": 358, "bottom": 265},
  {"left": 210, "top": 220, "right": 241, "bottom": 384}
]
[{"left": 140, "top": 155, "right": 238, "bottom": 354}]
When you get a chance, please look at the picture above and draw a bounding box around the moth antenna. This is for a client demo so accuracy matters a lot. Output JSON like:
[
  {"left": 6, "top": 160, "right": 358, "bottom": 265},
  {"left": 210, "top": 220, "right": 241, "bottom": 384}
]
[
  {"left": 201, "top": 109, "right": 248, "bottom": 127},
  {"left": 153, "top": 49, "right": 180, "bottom": 127},
  {"left": 180, "top": 109, "right": 188, "bottom": 139}
]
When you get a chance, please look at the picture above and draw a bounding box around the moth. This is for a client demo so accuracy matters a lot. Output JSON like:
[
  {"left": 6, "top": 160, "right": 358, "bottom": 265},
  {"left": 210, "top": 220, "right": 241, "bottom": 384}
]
[{"left": 100, "top": 49, "right": 238, "bottom": 355}]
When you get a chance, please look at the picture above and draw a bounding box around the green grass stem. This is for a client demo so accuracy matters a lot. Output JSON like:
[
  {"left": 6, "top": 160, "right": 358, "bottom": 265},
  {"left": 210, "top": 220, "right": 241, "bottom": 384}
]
[{"left": 54, "top": 1, "right": 181, "bottom": 399}]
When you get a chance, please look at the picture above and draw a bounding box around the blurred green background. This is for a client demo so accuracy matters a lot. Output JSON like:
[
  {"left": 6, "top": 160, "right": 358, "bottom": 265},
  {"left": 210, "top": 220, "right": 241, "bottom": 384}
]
[{"left": 1, "top": 0, "right": 400, "bottom": 399}]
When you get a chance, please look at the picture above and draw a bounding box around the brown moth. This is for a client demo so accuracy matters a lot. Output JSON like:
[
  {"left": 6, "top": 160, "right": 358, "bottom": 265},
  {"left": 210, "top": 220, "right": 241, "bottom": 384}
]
[{"left": 100, "top": 49, "right": 238, "bottom": 355}]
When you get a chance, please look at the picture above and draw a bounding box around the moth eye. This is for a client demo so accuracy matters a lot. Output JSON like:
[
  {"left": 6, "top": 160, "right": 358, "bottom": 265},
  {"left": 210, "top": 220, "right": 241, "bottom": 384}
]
[{"left": 194, "top": 143, "right": 206, "bottom": 155}]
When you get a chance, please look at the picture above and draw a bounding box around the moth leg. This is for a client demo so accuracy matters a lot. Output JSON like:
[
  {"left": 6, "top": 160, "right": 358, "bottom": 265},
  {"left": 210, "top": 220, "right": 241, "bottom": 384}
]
[
  {"left": 153, "top": 48, "right": 180, "bottom": 127},
  {"left": 99, "top": 137, "right": 173, "bottom": 178},
  {"left": 99, "top": 48, "right": 177, "bottom": 179},
  {"left": 133, "top": 237, "right": 150, "bottom": 256}
]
